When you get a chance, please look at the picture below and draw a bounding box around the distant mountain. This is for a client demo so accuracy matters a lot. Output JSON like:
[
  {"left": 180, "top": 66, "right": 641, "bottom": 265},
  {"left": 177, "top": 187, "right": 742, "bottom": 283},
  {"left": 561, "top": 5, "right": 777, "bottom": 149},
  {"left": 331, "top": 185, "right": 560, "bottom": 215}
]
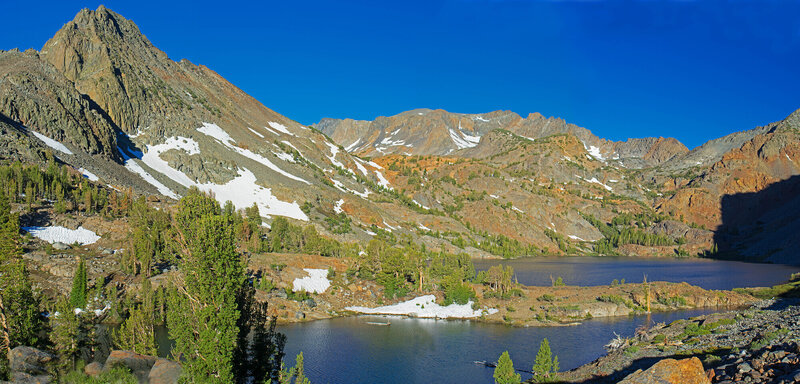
[
  {"left": 315, "top": 109, "right": 689, "bottom": 169},
  {"left": 1, "top": 6, "right": 798, "bottom": 263}
]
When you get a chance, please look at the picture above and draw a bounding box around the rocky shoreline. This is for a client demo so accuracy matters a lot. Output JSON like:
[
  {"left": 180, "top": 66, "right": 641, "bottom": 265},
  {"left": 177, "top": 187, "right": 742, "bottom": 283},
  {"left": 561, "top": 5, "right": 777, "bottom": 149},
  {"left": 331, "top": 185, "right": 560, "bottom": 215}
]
[{"left": 560, "top": 299, "right": 800, "bottom": 383}]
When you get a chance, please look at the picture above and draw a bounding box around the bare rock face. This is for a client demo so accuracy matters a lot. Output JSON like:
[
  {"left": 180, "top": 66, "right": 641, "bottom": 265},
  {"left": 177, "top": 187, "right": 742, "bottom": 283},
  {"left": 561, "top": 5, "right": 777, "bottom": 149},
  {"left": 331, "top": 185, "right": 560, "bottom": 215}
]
[
  {"left": 0, "top": 50, "right": 120, "bottom": 161},
  {"left": 619, "top": 357, "right": 710, "bottom": 384}
]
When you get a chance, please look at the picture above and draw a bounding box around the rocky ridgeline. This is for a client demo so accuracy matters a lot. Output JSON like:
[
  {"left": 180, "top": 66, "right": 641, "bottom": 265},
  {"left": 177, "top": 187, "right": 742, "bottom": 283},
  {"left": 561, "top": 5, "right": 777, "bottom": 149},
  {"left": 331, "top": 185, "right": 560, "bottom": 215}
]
[{"left": 563, "top": 300, "right": 800, "bottom": 383}]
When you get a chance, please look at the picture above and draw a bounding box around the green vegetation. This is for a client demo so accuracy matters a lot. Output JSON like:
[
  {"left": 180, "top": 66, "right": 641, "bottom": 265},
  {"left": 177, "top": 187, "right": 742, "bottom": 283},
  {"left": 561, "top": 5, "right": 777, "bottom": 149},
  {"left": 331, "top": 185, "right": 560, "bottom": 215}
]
[
  {"left": 733, "top": 273, "right": 800, "bottom": 299},
  {"left": 532, "top": 338, "right": 559, "bottom": 382},
  {"left": 583, "top": 213, "right": 683, "bottom": 255},
  {"left": 0, "top": 161, "right": 132, "bottom": 217},
  {"left": 493, "top": 351, "right": 521, "bottom": 384},
  {"left": 114, "top": 280, "right": 157, "bottom": 355},
  {"left": 0, "top": 189, "right": 42, "bottom": 379},
  {"left": 166, "top": 188, "right": 288, "bottom": 382},
  {"left": 69, "top": 257, "right": 88, "bottom": 309},
  {"left": 62, "top": 365, "right": 138, "bottom": 384},
  {"left": 479, "top": 265, "right": 519, "bottom": 299},
  {"left": 749, "top": 328, "right": 790, "bottom": 350}
]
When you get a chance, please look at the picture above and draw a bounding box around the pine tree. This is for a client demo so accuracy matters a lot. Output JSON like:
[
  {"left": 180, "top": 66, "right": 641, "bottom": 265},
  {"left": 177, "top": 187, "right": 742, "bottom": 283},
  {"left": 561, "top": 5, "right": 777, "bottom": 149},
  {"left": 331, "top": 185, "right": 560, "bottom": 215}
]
[
  {"left": 493, "top": 351, "right": 520, "bottom": 384},
  {"left": 69, "top": 257, "right": 88, "bottom": 309},
  {"left": 532, "top": 338, "right": 559, "bottom": 382},
  {"left": 274, "top": 352, "right": 311, "bottom": 384},
  {"left": 0, "top": 190, "right": 41, "bottom": 379},
  {"left": 168, "top": 191, "right": 244, "bottom": 383},
  {"left": 51, "top": 299, "right": 80, "bottom": 372},
  {"left": 233, "top": 282, "right": 284, "bottom": 383},
  {"left": 114, "top": 280, "right": 156, "bottom": 355}
]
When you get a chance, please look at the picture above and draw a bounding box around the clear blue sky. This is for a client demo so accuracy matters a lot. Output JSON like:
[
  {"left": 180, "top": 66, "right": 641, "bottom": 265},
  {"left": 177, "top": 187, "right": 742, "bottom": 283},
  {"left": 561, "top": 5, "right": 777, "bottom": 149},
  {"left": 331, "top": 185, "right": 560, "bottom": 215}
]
[{"left": 2, "top": 1, "right": 799, "bottom": 149}]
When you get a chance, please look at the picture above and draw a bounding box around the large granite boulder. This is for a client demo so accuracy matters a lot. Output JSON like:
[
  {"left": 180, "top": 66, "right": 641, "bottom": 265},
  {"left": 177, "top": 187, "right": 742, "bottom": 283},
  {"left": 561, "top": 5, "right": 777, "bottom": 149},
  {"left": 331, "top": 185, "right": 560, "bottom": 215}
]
[{"left": 619, "top": 357, "right": 710, "bottom": 384}]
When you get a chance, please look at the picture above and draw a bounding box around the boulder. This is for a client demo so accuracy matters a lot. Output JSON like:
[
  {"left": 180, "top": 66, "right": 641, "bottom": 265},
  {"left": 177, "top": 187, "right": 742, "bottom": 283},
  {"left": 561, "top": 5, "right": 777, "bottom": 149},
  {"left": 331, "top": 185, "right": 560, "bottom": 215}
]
[
  {"left": 148, "top": 358, "right": 182, "bottom": 384},
  {"left": 51, "top": 242, "right": 70, "bottom": 250},
  {"left": 8, "top": 371, "right": 52, "bottom": 384},
  {"left": 9, "top": 346, "right": 55, "bottom": 376},
  {"left": 619, "top": 357, "right": 710, "bottom": 384},
  {"left": 104, "top": 350, "right": 157, "bottom": 382},
  {"left": 84, "top": 361, "right": 104, "bottom": 377}
]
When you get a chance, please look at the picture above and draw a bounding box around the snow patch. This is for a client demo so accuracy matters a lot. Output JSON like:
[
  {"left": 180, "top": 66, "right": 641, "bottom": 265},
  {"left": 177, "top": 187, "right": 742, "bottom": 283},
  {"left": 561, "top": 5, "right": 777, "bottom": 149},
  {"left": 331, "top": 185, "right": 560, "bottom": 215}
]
[
  {"left": 139, "top": 137, "right": 201, "bottom": 188},
  {"left": 268, "top": 122, "right": 295, "bottom": 136},
  {"left": 292, "top": 269, "right": 330, "bottom": 294},
  {"left": 345, "top": 138, "right": 362, "bottom": 152},
  {"left": 273, "top": 151, "right": 295, "bottom": 163},
  {"left": 448, "top": 128, "right": 480, "bottom": 149},
  {"left": 568, "top": 235, "right": 586, "bottom": 241},
  {"left": 23, "top": 226, "right": 100, "bottom": 245},
  {"left": 31, "top": 131, "right": 73, "bottom": 155},
  {"left": 248, "top": 128, "right": 265, "bottom": 138},
  {"left": 198, "top": 168, "right": 308, "bottom": 221},
  {"left": 197, "top": 122, "right": 234, "bottom": 144},
  {"left": 374, "top": 170, "right": 391, "bottom": 189},
  {"left": 353, "top": 158, "right": 369, "bottom": 175},
  {"left": 325, "top": 141, "right": 345, "bottom": 168},
  {"left": 119, "top": 146, "right": 179, "bottom": 199},
  {"left": 346, "top": 295, "right": 497, "bottom": 319},
  {"left": 334, "top": 199, "right": 344, "bottom": 214},
  {"left": 585, "top": 144, "right": 606, "bottom": 161},
  {"left": 79, "top": 168, "right": 99, "bottom": 181},
  {"left": 585, "top": 177, "right": 613, "bottom": 191}
]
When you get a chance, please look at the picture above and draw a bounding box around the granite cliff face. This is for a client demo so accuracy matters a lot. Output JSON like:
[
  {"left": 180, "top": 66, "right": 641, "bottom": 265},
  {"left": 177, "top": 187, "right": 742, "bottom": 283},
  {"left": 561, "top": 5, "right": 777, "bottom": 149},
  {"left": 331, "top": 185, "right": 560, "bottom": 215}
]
[
  {"left": 653, "top": 109, "right": 800, "bottom": 263},
  {"left": 1, "top": 6, "right": 799, "bottom": 263},
  {"left": 0, "top": 49, "right": 119, "bottom": 161}
]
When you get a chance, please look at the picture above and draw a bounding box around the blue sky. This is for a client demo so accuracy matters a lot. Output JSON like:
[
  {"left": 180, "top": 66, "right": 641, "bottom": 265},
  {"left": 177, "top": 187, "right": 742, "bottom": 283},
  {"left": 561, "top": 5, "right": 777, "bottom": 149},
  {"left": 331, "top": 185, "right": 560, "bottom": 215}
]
[{"left": 2, "top": 1, "right": 799, "bottom": 149}]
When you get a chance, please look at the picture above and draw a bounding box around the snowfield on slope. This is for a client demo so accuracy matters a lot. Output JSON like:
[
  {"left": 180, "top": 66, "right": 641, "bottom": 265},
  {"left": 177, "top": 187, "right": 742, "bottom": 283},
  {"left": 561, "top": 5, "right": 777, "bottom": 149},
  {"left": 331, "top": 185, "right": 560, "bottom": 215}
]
[
  {"left": 346, "top": 295, "right": 498, "bottom": 319},
  {"left": 197, "top": 168, "right": 309, "bottom": 221},
  {"left": 292, "top": 269, "right": 331, "bottom": 294},
  {"left": 23, "top": 226, "right": 100, "bottom": 245},
  {"left": 30, "top": 131, "right": 74, "bottom": 155},
  {"left": 197, "top": 123, "right": 309, "bottom": 184}
]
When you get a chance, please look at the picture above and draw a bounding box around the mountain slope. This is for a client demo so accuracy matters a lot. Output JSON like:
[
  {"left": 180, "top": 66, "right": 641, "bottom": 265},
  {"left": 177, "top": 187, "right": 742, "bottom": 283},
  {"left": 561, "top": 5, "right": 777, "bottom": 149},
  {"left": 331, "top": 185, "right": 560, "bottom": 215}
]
[
  {"left": 2, "top": 6, "right": 798, "bottom": 263},
  {"left": 315, "top": 109, "right": 689, "bottom": 169}
]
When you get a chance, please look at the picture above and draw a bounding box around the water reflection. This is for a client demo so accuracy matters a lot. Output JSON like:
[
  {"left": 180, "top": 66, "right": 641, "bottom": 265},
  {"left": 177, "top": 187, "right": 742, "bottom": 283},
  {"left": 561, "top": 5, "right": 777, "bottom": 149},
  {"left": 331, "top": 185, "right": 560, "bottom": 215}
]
[{"left": 474, "top": 257, "right": 800, "bottom": 290}]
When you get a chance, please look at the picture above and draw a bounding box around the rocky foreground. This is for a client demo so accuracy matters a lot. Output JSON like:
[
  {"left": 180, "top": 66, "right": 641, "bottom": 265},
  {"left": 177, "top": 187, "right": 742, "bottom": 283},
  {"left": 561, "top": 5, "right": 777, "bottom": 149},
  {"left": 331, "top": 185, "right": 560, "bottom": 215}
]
[{"left": 561, "top": 300, "right": 800, "bottom": 383}]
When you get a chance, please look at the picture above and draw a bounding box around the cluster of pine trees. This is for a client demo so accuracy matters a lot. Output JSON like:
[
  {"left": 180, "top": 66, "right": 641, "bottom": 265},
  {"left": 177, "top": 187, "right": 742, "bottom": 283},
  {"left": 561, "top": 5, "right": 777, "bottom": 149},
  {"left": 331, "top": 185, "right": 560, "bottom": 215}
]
[
  {"left": 0, "top": 161, "right": 134, "bottom": 217},
  {"left": 352, "top": 239, "right": 478, "bottom": 302},
  {"left": 0, "top": 171, "right": 314, "bottom": 382},
  {"left": 494, "top": 339, "right": 559, "bottom": 384},
  {"left": 582, "top": 213, "right": 683, "bottom": 255}
]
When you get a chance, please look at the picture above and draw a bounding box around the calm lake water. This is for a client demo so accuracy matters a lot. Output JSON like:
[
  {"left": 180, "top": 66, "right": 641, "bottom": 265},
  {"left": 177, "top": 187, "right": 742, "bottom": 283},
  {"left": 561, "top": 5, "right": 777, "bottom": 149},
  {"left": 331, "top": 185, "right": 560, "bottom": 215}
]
[
  {"left": 474, "top": 256, "right": 800, "bottom": 290},
  {"left": 280, "top": 309, "right": 721, "bottom": 384},
  {"left": 278, "top": 258, "right": 798, "bottom": 384}
]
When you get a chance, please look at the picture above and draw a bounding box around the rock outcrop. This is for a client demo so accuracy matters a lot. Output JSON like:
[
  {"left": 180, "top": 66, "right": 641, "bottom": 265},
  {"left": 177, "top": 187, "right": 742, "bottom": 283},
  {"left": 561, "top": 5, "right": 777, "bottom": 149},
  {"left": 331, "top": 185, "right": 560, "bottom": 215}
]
[{"left": 619, "top": 357, "right": 710, "bottom": 384}]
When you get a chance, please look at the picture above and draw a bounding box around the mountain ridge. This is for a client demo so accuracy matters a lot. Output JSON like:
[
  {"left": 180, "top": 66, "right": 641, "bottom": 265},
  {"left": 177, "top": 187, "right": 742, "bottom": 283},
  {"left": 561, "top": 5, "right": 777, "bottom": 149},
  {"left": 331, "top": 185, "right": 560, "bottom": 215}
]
[
  {"left": 314, "top": 108, "right": 690, "bottom": 169},
  {"left": 1, "top": 6, "right": 798, "bottom": 264}
]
